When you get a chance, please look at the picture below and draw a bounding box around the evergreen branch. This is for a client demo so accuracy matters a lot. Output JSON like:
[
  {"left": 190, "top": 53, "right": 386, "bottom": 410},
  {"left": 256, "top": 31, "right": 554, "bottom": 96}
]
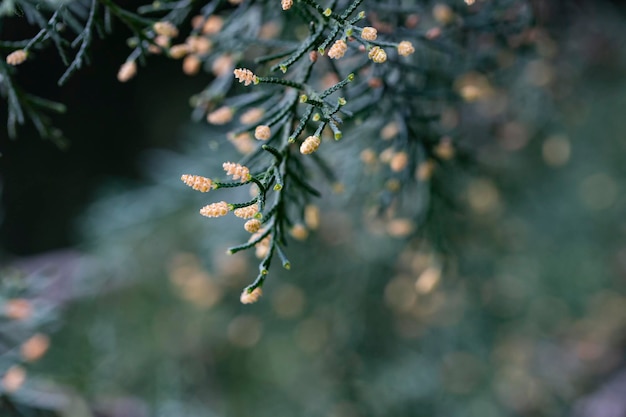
[
  {"left": 255, "top": 48, "right": 297, "bottom": 65},
  {"left": 271, "top": 28, "right": 324, "bottom": 73},
  {"left": 288, "top": 106, "right": 314, "bottom": 142},
  {"left": 256, "top": 76, "right": 308, "bottom": 91},
  {"left": 320, "top": 73, "right": 354, "bottom": 98},
  {"left": 58, "top": 0, "right": 98, "bottom": 86},
  {"left": 317, "top": 24, "right": 339, "bottom": 55},
  {"left": 227, "top": 225, "right": 273, "bottom": 254},
  {"left": 275, "top": 242, "right": 291, "bottom": 270},
  {"left": 262, "top": 145, "right": 284, "bottom": 162},
  {"left": 341, "top": 0, "right": 365, "bottom": 19}
]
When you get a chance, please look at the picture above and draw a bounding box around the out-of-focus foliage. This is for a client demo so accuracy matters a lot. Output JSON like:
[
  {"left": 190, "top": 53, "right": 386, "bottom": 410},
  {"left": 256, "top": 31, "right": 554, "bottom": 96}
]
[
  {"left": 2, "top": 1, "right": 626, "bottom": 417},
  {"left": 0, "top": 255, "right": 94, "bottom": 416}
]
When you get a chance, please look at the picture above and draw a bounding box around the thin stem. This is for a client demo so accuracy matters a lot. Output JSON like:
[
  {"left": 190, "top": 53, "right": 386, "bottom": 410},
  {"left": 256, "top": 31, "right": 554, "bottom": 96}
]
[
  {"left": 256, "top": 76, "right": 308, "bottom": 91},
  {"left": 58, "top": 0, "right": 98, "bottom": 85},
  {"left": 228, "top": 225, "right": 273, "bottom": 254}
]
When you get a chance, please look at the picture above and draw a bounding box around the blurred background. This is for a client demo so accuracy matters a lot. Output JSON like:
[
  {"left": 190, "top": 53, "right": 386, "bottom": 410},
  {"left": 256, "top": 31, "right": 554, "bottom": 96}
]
[{"left": 2, "top": 1, "right": 626, "bottom": 416}]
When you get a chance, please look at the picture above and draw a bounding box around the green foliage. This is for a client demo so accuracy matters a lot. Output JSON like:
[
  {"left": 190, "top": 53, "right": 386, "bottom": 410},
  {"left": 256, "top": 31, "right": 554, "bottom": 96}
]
[
  {"left": 0, "top": 0, "right": 191, "bottom": 143},
  {"left": 1, "top": 0, "right": 535, "bottom": 295},
  {"left": 0, "top": 265, "right": 62, "bottom": 415},
  {"left": 14, "top": 1, "right": 626, "bottom": 417}
]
